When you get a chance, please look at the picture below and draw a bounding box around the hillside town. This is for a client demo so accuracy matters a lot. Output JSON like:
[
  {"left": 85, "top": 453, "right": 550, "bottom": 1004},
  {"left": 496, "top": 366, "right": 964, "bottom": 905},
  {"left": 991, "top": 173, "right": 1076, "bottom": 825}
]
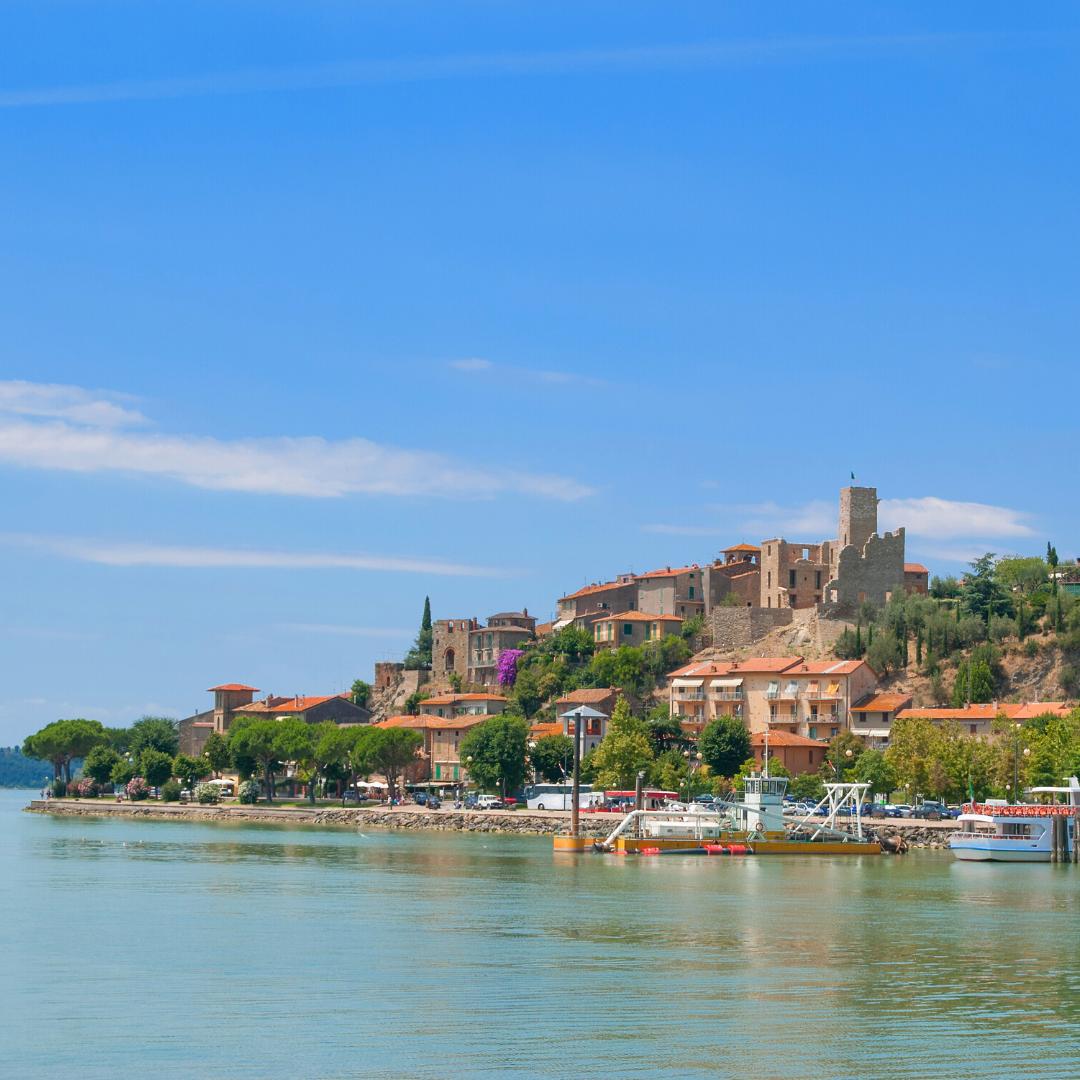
[{"left": 22, "top": 484, "right": 1080, "bottom": 808}]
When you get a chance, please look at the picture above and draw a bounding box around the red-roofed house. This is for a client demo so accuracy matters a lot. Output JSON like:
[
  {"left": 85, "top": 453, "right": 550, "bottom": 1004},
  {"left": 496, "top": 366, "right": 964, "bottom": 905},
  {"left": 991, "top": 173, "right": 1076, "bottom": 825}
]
[
  {"left": 667, "top": 657, "right": 878, "bottom": 741},
  {"left": 849, "top": 692, "right": 914, "bottom": 747},
  {"left": 417, "top": 692, "right": 507, "bottom": 719},
  {"left": 895, "top": 701, "right": 1072, "bottom": 737},
  {"left": 593, "top": 611, "right": 684, "bottom": 649},
  {"left": 635, "top": 565, "right": 706, "bottom": 620},
  {"left": 750, "top": 730, "right": 828, "bottom": 776},
  {"left": 904, "top": 563, "right": 930, "bottom": 595},
  {"left": 376, "top": 713, "right": 488, "bottom": 785}
]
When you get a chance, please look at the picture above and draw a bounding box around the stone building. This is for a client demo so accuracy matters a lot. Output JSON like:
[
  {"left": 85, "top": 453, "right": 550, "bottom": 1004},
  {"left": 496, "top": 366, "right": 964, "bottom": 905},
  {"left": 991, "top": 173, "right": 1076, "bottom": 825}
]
[
  {"left": 430, "top": 617, "right": 478, "bottom": 680},
  {"left": 703, "top": 545, "right": 761, "bottom": 611},
  {"left": 759, "top": 486, "right": 907, "bottom": 611},
  {"left": 555, "top": 575, "right": 639, "bottom": 630},
  {"left": 904, "top": 563, "right": 930, "bottom": 595},
  {"left": 416, "top": 692, "right": 507, "bottom": 718},
  {"left": 468, "top": 611, "right": 536, "bottom": 686},
  {"left": 178, "top": 683, "right": 258, "bottom": 755},
  {"left": 376, "top": 713, "right": 487, "bottom": 786},
  {"left": 177, "top": 684, "right": 370, "bottom": 755}
]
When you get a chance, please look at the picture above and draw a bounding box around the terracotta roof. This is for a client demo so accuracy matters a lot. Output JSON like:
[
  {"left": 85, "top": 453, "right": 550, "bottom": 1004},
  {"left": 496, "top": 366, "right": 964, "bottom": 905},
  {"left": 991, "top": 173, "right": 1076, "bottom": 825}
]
[
  {"left": 208, "top": 683, "right": 259, "bottom": 692},
  {"left": 904, "top": 563, "right": 929, "bottom": 575},
  {"left": 238, "top": 694, "right": 356, "bottom": 715},
  {"left": 556, "top": 687, "right": 618, "bottom": 705},
  {"left": 851, "top": 692, "right": 913, "bottom": 713},
  {"left": 636, "top": 565, "right": 700, "bottom": 579},
  {"left": 535, "top": 621, "right": 555, "bottom": 636},
  {"left": 896, "top": 702, "right": 1071, "bottom": 722},
  {"left": 750, "top": 731, "right": 827, "bottom": 747},
  {"left": 487, "top": 612, "right": 533, "bottom": 620},
  {"left": 1008, "top": 702, "right": 1073, "bottom": 719},
  {"left": 784, "top": 660, "right": 867, "bottom": 676},
  {"left": 723, "top": 544, "right": 761, "bottom": 553},
  {"left": 729, "top": 656, "right": 805, "bottom": 674},
  {"left": 418, "top": 692, "right": 508, "bottom": 706},
  {"left": 377, "top": 713, "right": 486, "bottom": 731},
  {"left": 528, "top": 722, "right": 563, "bottom": 739},
  {"left": 668, "top": 661, "right": 735, "bottom": 679},
  {"left": 559, "top": 580, "right": 633, "bottom": 602},
  {"left": 595, "top": 610, "right": 684, "bottom": 623}
]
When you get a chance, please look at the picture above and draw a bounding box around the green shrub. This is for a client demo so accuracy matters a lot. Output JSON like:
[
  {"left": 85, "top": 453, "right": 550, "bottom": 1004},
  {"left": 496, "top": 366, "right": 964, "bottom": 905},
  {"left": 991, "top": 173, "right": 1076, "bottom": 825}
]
[
  {"left": 50, "top": 779, "right": 67, "bottom": 798},
  {"left": 194, "top": 783, "right": 220, "bottom": 805},
  {"left": 1025, "top": 638, "right": 1039, "bottom": 659},
  {"left": 161, "top": 780, "right": 182, "bottom": 803},
  {"left": 237, "top": 780, "right": 259, "bottom": 805}
]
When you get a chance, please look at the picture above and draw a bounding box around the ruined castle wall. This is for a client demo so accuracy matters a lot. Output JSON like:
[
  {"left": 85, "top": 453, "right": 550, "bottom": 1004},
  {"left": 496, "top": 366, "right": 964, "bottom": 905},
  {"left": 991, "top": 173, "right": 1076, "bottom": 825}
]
[
  {"left": 706, "top": 607, "right": 794, "bottom": 650},
  {"left": 826, "top": 528, "right": 906, "bottom": 610}
]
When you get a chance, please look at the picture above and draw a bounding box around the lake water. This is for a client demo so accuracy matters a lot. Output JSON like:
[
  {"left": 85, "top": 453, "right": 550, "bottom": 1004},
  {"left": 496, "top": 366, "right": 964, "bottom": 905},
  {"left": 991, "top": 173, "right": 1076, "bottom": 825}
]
[{"left": 4, "top": 788, "right": 1080, "bottom": 1079}]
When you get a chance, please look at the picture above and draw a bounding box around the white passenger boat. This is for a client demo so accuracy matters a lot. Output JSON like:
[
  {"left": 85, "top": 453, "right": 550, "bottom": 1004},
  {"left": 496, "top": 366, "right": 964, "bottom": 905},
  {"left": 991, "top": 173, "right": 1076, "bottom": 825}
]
[{"left": 950, "top": 779, "right": 1080, "bottom": 863}]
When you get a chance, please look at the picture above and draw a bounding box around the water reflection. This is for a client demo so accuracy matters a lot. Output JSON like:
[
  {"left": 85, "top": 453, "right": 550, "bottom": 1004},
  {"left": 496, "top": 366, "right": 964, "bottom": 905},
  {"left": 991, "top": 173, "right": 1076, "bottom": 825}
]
[{"left": 7, "top": 801, "right": 1080, "bottom": 1079}]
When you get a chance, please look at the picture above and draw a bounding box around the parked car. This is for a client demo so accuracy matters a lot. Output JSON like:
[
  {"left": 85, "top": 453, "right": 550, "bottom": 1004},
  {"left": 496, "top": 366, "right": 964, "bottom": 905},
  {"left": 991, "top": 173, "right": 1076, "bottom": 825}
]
[
  {"left": 867, "top": 802, "right": 902, "bottom": 818},
  {"left": 474, "top": 794, "right": 504, "bottom": 810},
  {"left": 342, "top": 790, "right": 360, "bottom": 803},
  {"left": 413, "top": 792, "right": 429, "bottom": 806},
  {"left": 893, "top": 804, "right": 914, "bottom": 817},
  {"left": 503, "top": 796, "right": 517, "bottom": 808},
  {"left": 425, "top": 795, "right": 442, "bottom": 809},
  {"left": 910, "top": 800, "right": 952, "bottom": 820},
  {"left": 694, "top": 794, "right": 715, "bottom": 806}
]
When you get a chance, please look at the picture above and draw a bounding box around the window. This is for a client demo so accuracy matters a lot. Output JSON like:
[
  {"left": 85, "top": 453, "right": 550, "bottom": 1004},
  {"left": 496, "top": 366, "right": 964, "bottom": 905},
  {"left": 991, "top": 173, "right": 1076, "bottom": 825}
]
[
  {"left": 767, "top": 571, "right": 772, "bottom": 588},
  {"left": 789, "top": 569, "right": 797, "bottom": 588},
  {"left": 809, "top": 726, "right": 818, "bottom": 740},
  {"left": 689, "top": 586, "right": 695, "bottom": 599},
  {"left": 623, "top": 623, "right": 634, "bottom": 636},
  {"left": 815, "top": 571, "right": 821, "bottom": 588},
  {"left": 790, "top": 594, "right": 797, "bottom": 605}
]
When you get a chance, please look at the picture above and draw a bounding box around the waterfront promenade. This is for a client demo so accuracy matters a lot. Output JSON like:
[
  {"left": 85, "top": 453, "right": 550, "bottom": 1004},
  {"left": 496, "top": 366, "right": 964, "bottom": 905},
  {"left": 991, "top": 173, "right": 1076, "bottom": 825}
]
[{"left": 26, "top": 797, "right": 958, "bottom": 844}]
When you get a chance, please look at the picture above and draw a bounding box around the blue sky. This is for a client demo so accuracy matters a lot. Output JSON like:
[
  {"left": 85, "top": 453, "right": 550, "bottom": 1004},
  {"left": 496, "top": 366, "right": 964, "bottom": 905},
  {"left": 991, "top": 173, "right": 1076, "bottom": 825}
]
[{"left": 2, "top": 2, "right": 1078, "bottom": 744}]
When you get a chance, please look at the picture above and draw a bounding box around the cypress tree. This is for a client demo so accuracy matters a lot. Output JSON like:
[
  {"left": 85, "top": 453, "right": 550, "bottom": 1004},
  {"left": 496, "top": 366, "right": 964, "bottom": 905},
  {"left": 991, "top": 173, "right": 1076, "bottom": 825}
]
[
  {"left": 855, "top": 622, "right": 862, "bottom": 655},
  {"left": 915, "top": 628, "right": 923, "bottom": 667},
  {"left": 418, "top": 596, "right": 433, "bottom": 666}
]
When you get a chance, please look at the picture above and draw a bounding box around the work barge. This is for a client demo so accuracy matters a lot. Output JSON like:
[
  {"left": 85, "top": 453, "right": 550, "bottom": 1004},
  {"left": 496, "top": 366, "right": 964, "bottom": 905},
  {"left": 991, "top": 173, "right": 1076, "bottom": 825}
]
[{"left": 554, "top": 775, "right": 882, "bottom": 856}]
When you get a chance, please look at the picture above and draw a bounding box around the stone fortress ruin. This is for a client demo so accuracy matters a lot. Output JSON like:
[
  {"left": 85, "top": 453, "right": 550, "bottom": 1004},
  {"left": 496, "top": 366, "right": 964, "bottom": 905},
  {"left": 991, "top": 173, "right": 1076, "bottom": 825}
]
[{"left": 759, "top": 485, "right": 906, "bottom": 611}]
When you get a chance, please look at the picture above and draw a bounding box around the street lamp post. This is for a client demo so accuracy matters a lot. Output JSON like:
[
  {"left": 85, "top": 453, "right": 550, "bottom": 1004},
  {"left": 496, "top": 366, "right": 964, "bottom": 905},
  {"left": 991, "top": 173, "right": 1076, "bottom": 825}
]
[
  {"left": 682, "top": 749, "right": 702, "bottom": 802},
  {"left": 1012, "top": 723, "right": 1024, "bottom": 800}
]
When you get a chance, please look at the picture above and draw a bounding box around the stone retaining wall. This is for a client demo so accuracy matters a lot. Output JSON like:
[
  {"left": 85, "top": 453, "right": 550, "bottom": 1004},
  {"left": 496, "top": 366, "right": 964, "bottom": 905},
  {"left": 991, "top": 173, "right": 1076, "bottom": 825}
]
[{"left": 26, "top": 800, "right": 614, "bottom": 837}]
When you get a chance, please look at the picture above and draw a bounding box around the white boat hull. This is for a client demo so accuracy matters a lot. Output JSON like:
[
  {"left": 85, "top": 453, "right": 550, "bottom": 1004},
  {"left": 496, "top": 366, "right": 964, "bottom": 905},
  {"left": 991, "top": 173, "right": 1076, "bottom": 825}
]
[{"left": 950, "top": 841, "right": 1052, "bottom": 862}]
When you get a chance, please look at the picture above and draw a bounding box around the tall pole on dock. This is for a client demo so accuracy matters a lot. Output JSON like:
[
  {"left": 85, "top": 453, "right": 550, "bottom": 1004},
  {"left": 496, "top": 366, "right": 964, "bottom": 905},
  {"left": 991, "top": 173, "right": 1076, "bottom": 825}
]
[{"left": 570, "top": 710, "right": 581, "bottom": 838}]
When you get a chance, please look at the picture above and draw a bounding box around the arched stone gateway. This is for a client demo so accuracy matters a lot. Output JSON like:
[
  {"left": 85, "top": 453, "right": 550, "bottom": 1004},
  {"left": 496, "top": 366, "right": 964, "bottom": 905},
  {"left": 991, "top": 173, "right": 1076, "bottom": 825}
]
[{"left": 444, "top": 647, "right": 456, "bottom": 672}]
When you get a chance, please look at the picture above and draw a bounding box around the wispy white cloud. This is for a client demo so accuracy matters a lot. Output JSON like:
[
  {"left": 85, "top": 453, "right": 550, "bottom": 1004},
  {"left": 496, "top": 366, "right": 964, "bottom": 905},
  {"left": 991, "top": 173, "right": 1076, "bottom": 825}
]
[
  {"left": 448, "top": 357, "right": 606, "bottom": 388},
  {"left": 733, "top": 500, "right": 836, "bottom": 538},
  {"left": 0, "top": 383, "right": 592, "bottom": 500},
  {"left": 0, "top": 379, "right": 145, "bottom": 427},
  {"left": 0, "top": 34, "right": 985, "bottom": 110},
  {"left": 275, "top": 622, "right": 413, "bottom": 638},
  {"left": 3, "top": 534, "right": 508, "bottom": 577},
  {"left": 648, "top": 495, "right": 1037, "bottom": 554},
  {"left": 880, "top": 497, "right": 1035, "bottom": 540}
]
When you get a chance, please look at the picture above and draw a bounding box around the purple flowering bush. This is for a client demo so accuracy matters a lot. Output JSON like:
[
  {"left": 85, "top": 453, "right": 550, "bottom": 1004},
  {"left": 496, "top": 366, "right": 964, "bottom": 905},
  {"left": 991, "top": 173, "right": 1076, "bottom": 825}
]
[
  {"left": 126, "top": 777, "right": 149, "bottom": 801},
  {"left": 497, "top": 649, "right": 523, "bottom": 688}
]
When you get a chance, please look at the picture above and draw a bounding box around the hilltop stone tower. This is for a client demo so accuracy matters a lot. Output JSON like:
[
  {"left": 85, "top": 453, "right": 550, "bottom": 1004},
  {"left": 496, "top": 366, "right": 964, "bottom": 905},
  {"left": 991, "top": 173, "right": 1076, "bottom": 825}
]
[{"left": 838, "top": 486, "right": 879, "bottom": 552}]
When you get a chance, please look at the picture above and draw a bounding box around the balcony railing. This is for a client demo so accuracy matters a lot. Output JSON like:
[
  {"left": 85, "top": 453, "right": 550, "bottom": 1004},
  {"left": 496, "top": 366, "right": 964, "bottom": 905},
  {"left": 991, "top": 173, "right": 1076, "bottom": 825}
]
[
  {"left": 674, "top": 691, "right": 706, "bottom": 701},
  {"left": 710, "top": 691, "right": 744, "bottom": 700}
]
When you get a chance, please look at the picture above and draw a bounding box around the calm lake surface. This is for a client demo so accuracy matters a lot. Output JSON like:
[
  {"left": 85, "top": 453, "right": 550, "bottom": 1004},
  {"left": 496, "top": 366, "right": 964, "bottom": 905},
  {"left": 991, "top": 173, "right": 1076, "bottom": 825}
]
[{"left": 4, "top": 789, "right": 1080, "bottom": 1079}]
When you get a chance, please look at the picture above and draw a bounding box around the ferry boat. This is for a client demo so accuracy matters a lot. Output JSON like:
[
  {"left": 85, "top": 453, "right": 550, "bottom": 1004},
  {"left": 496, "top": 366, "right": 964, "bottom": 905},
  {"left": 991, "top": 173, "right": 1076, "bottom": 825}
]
[
  {"left": 575, "top": 773, "right": 881, "bottom": 856},
  {"left": 950, "top": 779, "right": 1080, "bottom": 863}
]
